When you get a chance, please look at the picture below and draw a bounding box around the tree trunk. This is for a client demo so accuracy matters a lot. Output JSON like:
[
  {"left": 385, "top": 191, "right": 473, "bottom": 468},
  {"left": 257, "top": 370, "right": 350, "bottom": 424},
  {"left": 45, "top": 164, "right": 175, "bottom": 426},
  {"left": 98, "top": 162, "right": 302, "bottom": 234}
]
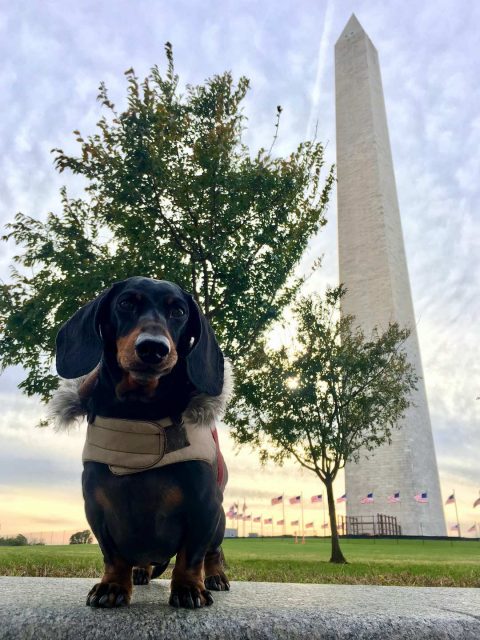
[{"left": 325, "top": 478, "right": 347, "bottom": 564}]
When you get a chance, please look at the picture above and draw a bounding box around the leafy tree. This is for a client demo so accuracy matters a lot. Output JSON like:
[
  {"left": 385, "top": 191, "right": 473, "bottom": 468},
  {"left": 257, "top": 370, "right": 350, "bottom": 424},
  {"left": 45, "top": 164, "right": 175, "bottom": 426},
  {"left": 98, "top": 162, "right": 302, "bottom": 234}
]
[
  {"left": 0, "top": 533, "right": 28, "bottom": 546},
  {"left": 0, "top": 43, "right": 334, "bottom": 401},
  {"left": 227, "top": 286, "right": 418, "bottom": 563},
  {"left": 15, "top": 533, "right": 28, "bottom": 546},
  {"left": 69, "top": 529, "right": 93, "bottom": 544}
]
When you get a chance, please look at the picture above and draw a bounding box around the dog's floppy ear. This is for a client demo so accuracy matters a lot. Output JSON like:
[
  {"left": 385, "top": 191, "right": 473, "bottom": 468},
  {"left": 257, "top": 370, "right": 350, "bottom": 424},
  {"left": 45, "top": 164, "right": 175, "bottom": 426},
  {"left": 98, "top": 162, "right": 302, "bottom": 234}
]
[
  {"left": 184, "top": 294, "right": 224, "bottom": 396},
  {"left": 56, "top": 282, "right": 124, "bottom": 379}
]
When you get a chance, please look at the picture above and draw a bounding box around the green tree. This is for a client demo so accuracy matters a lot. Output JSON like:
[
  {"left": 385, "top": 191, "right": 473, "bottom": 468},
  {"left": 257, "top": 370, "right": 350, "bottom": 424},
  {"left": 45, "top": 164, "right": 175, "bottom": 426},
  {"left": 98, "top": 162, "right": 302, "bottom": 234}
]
[
  {"left": 0, "top": 43, "right": 334, "bottom": 401},
  {"left": 14, "top": 533, "right": 28, "bottom": 546},
  {"left": 227, "top": 286, "right": 418, "bottom": 563},
  {"left": 69, "top": 530, "right": 93, "bottom": 544},
  {"left": 0, "top": 534, "right": 28, "bottom": 546}
]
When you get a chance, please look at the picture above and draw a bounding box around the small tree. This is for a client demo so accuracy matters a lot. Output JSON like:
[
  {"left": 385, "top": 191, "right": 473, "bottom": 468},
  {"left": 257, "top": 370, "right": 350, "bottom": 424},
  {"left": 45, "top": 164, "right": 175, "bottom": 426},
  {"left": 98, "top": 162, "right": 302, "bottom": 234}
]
[
  {"left": 0, "top": 43, "right": 333, "bottom": 401},
  {"left": 0, "top": 534, "right": 28, "bottom": 546},
  {"left": 227, "top": 286, "right": 418, "bottom": 563},
  {"left": 14, "top": 533, "right": 28, "bottom": 546},
  {"left": 69, "top": 529, "right": 93, "bottom": 544}
]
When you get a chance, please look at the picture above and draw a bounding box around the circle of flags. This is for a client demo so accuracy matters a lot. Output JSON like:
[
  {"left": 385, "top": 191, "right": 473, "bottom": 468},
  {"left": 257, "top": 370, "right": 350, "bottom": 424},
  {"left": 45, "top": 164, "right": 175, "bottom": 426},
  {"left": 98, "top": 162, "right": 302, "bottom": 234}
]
[{"left": 224, "top": 489, "right": 480, "bottom": 536}]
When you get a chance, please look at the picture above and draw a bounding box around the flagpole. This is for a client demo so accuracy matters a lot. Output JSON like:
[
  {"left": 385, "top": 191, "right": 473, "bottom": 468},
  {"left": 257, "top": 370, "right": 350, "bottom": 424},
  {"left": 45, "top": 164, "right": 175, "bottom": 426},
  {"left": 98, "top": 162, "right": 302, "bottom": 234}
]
[
  {"left": 453, "top": 489, "right": 461, "bottom": 537},
  {"left": 301, "top": 492, "right": 304, "bottom": 538},
  {"left": 282, "top": 492, "right": 286, "bottom": 537}
]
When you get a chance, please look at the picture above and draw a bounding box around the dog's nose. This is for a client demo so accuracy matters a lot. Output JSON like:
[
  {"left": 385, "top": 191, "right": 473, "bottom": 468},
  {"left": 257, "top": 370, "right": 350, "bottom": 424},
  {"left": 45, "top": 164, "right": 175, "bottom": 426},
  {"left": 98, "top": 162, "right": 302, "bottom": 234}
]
[{"left": 135, "top": 334, "right": 170, "bottom": 364}]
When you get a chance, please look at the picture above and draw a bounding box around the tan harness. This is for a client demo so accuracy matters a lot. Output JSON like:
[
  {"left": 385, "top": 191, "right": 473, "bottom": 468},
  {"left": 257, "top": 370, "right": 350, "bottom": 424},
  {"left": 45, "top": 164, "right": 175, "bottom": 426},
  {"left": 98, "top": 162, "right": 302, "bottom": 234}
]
[{"left": 83, "top": 415, "right": 218, "bottom": 477}]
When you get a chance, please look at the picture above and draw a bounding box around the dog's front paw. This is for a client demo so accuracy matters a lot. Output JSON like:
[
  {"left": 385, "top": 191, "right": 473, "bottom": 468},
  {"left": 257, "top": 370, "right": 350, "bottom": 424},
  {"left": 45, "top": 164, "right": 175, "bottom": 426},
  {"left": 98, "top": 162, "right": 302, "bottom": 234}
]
[
  {"left": 86, "top": 582, "right": 131, "bottom": 608},
  {"left": 169, "top": 585, "right": 214, "bottom": 609},
  {"left": 133, "top": 566, "right": 152, "bottom": 585},
  {"left": 205, "top": 571, "right": 230, "bottom": 591}
]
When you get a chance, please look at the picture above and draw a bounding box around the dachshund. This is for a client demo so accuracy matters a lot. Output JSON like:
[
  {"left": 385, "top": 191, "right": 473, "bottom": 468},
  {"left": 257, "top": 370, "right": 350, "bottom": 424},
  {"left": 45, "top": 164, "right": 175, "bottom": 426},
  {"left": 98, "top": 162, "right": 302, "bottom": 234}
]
[{"left": 52, "top": 276, "right": 230, "bottom": 609}]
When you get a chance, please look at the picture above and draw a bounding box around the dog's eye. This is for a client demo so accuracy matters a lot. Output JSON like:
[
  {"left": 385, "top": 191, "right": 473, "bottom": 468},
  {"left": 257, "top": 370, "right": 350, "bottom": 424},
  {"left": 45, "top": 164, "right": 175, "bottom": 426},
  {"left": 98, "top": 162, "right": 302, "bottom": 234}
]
[
  {"left": 118, "top": 298, "right": 135, "bottom": 311},
  {"left": 170, "top": 306, "right": 185, "bottom": 318}
]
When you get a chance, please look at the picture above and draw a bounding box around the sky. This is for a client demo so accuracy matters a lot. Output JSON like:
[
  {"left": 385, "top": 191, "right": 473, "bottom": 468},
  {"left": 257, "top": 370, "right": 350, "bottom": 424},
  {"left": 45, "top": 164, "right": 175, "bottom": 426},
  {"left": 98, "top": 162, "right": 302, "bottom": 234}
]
[{"left": 0, "top": 0, "right": 479, "bottom": 539}]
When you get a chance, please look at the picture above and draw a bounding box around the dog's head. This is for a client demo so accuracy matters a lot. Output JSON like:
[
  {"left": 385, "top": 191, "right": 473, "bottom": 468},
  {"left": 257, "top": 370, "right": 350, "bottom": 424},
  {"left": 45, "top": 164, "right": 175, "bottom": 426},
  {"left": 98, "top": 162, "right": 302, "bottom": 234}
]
[{"left": 55, "top": 277, "right": 224, "bottom": 398}]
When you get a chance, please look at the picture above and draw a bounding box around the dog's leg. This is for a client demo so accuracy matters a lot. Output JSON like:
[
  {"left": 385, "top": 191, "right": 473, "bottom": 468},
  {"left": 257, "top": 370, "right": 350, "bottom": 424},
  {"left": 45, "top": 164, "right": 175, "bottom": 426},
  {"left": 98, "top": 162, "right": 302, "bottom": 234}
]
[
  {"left": 204, "top": 546, "right": 230, "bottom": 591},
  {"left": 204, "top": 509, "right": 230, "bottom": 591},
  {"left": 133, "top": 560, "right": 170, "bottom": 584},
  {"left": 132, "top": 561, "right": 170, "bottom": 585},
  {"left": 132, "top": 564, "right": 153, "bottom": 585},
  {"left": 169, "top": 547, "right": 213, "bottom": 609},
  {"left": 86, "top": 557, "right": 133, "bottom": 608}
]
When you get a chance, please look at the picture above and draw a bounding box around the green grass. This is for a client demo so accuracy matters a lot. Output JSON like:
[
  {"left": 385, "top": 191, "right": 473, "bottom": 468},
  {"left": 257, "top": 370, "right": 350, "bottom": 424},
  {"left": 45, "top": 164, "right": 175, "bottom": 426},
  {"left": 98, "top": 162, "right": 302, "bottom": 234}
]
[
  {"left": 222, "top": 537, "right": 480, "bottom": 587},
  {"left": 1, "top": 538, "right": 478, "bottom": 587}
]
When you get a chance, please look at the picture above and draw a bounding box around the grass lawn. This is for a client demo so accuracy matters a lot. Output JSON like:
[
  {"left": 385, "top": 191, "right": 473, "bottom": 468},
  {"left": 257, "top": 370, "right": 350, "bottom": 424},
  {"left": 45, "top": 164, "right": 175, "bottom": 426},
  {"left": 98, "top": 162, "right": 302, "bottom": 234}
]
[{"left": 0, "top": 537, "right": 478, "bottom": 587}]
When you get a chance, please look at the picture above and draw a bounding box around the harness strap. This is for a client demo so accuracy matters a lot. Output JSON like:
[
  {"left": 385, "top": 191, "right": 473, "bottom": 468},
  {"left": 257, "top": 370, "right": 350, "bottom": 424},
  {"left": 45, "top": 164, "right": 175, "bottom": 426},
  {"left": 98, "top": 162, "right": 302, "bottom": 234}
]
[
  {"left": 83, "top": 415, "right": 222, "bottom": 481},
  {"left": 84, "top": 416, "right": 190, "bottom": 471},
  {"left": 211, "top": 426, "right": 227, "bottom": 490}
]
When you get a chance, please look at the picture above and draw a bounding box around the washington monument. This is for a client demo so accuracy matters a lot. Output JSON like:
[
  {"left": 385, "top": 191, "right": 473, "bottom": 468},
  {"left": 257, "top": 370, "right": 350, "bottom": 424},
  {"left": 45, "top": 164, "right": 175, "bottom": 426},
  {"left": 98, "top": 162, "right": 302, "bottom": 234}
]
[{"left": 335, "top": 15, "right": 446, "bottom": 535}]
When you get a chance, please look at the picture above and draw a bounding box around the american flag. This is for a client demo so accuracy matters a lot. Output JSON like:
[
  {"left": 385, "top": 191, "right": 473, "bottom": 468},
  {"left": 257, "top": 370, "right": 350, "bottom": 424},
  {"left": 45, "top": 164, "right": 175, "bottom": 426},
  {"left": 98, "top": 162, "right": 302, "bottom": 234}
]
[
  {"left": 414, "top": 492, "right": 428, "bottom": 503},
  {"left": 305, "top": 522, "right": 314, "bottom": 528},
  {"left": 253, "top": 516, "right": 261, "bottom": 523},
  {"left": 473, "top": 496, "right": 480, "bottom": 508},
  {"left": 291, "top": 519, "right": 299, "bottom": 526},
  {"left": 387, "top": 492, "right": 401, "bottom": 503},
  {"left": 360, "top": 492, "right": 374, "bottom": 504},
  {"left": 311, "top": 494, "right": 323, "bottom": 503},
  {"left": 226, "top": 508, "right": 235, "bottom": 518},
  {"left": 277, "top": 519, "right": 284, "bottom": 526},
  {"left": 450, "top": 523, "right": 459, "bottom": 531},
  {"left": 244, "top": 515, "right": 251, "bottom": 521},
  {"left": 289, "top": 495, "right": 301, "bottom": 505},
  {"left": 321, "top": 522, "right": 329, "bottom": 529},
  {"left": 264, "top": 518, "right": 273, "bottom": 524},
  {"left": 236, "top": 514, "right": 244, "bottom": 520},
  {"left": 445, "top": 494, "right": 455, "bottom": 505},
  {"left": 468, "top": 524, "right": 477, "bottom": 533},
  {"left": 271, "top": 495, "right": 283, "bottom": 505},
  {"left": 337, "top": 494, "right": 347, "bottom": 503}
]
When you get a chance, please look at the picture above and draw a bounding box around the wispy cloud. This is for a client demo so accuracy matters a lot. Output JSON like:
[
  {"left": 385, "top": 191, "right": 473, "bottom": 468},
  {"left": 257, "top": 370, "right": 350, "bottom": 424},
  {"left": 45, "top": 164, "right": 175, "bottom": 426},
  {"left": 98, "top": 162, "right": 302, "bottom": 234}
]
[{"left": 305, "top": 0, "right": 335, "bottom": 140}]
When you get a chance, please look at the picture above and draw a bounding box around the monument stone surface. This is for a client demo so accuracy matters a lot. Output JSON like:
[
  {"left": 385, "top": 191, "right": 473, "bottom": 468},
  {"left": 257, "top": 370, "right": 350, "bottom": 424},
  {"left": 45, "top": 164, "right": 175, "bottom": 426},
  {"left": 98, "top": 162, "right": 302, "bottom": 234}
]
[
  {"left": 1, "top": 577, "right": 479, "bottom": 639},
  {"left": 335, "top": 15, "right": 446, "bottom": 535}
]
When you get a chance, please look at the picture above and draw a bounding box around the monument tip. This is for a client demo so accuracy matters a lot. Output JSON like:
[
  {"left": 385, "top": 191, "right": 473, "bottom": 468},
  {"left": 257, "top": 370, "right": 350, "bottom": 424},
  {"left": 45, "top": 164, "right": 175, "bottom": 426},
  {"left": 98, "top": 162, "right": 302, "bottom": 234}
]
[{"left": 336, "top": 14, "right": 366, "bottom": 44}]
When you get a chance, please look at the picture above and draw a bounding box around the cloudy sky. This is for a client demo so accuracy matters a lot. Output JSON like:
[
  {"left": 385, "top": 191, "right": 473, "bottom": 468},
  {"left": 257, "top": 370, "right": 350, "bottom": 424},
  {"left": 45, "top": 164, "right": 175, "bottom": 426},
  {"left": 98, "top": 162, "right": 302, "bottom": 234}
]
[{"left": 0, "top": 0, "right": 479, "bottom": 539}]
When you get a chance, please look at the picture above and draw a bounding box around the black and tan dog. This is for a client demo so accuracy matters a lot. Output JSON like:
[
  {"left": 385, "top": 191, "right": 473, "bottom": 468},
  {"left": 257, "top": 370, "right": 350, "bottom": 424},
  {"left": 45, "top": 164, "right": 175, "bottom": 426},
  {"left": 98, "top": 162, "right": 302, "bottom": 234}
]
[{"left": 51, "top": 277, "right": 231, "bottom": 609}]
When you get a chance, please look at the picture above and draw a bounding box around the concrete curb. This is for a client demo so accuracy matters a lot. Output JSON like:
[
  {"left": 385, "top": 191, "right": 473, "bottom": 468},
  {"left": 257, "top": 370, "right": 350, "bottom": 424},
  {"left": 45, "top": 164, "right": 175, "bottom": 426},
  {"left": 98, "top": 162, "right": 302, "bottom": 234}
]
[{"left": 0, "top": 577, "right": 479, "bottom": 639}]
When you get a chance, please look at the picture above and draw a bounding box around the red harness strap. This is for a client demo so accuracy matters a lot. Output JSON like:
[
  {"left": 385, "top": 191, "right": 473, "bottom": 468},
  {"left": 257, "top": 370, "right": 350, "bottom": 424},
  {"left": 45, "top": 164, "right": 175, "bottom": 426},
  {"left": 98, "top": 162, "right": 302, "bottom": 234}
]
[{"left": 211, "top": 425, "right": 226, "bottom": 490}]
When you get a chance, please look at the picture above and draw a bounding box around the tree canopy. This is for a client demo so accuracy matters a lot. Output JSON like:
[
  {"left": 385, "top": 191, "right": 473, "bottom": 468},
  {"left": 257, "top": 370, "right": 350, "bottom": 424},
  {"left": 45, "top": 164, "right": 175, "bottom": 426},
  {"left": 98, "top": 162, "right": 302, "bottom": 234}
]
[
  {"left": 0, "top": 534, "right": 28, "bottom": 547},
  {"left": 69, "top": 530, "right": 93, "bottom": 545},
  {"left": 227, "top": 286, "right": 418, "bottom": 562},
  {"left": 0, "top": 43, "right": 334, "bottom": 401}
]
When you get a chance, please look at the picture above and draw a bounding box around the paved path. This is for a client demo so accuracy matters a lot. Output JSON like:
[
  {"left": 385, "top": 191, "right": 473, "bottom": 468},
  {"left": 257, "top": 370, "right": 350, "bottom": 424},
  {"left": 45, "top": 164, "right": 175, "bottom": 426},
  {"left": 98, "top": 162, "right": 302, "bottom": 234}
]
[{"left": 0, "top": 577, "right": 479, "bottom": 639}]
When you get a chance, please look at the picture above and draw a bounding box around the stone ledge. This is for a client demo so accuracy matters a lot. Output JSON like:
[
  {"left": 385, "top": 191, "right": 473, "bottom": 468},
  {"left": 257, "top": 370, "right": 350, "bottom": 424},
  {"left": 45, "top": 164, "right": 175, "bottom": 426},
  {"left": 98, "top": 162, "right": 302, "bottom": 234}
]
[{"left": 0, "top": 577, "right": 479, "bottom": 639}]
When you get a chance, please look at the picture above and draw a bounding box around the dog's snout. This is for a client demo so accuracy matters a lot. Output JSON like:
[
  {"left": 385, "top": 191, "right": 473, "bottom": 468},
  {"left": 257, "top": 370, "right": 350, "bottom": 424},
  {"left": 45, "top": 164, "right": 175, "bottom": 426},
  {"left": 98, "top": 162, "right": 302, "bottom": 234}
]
[{"left": 135, "top": 333, "right": 170, "bottom": 364}]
